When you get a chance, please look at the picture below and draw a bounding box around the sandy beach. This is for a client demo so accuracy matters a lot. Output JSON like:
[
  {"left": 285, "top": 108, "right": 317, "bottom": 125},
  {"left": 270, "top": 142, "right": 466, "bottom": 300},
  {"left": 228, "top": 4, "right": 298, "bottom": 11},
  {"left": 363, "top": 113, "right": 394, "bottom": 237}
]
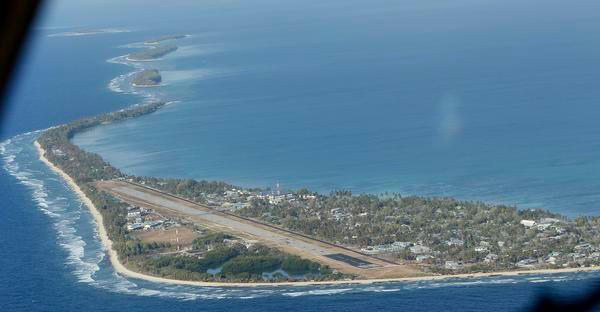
[
  {"left": 125, "top": 56, "right": 163, "bottom": 62},
  {"left": 131, "top": 83, "right": 162, "bottom": 88},
  {"left": 34, "top": 140, "right": 600, "bottom": 288}
]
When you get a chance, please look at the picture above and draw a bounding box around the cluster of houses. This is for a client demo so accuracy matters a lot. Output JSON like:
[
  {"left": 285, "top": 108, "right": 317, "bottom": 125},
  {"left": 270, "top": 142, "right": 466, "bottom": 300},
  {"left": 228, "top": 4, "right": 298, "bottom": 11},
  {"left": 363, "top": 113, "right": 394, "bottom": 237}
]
[
  {"left": 360, "top": 241, "right": 436, "bottom": 262},
  {"left": 355, "top": 216, "right": 600, "bottom": 272},
  {"left": 125, "top": 206, "right": 170, "bottom": 231},
  {"left": 516, "top": 243, "right": 600, "bottom": 269},
  {"left": 520, "top": 217, "right": 563, "bottom": 231},
  {"left": 205, "top": 187, "right": 315, "bottom": 211},
  {"left": 204, "top": 189, "right": 252, "bottom": 207},
  {"left": 330, "top": 208, "right": 352, "bottom": 221},
  {"left": 205, "top": 188, "right": 281, "bottom": 209},
  {"left": 513, "top": 217, "right": 600, "bottom": 268},
  {"left": 360, "top": 241, "right": 413, "bottom": 254},
  {"left": 133, "top": 180, "right": 600, "bottom": 273}
]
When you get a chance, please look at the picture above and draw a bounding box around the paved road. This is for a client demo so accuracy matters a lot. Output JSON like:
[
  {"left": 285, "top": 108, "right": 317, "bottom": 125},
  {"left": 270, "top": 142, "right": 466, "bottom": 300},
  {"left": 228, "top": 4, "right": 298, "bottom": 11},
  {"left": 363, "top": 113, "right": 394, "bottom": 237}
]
[{"left": 98, "top": 180, "right": 418, "bottom": 278}]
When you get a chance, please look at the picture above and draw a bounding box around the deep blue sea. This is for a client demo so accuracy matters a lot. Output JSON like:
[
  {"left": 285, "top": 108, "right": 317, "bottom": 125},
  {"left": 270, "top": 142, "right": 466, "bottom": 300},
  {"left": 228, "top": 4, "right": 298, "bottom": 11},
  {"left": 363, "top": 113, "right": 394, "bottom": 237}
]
[{"left": 3, "top": 0, "right": 600, "bottom": 311}]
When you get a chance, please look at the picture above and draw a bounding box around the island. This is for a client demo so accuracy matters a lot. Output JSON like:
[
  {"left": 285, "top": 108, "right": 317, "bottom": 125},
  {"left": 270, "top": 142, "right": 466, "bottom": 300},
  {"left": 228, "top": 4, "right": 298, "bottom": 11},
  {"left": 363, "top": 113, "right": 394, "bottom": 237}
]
[
  {"left": 49, "top": 28, "right": 129, "bottom": 37},
  {"left": 34, "top": 36, "right": 600, "bottom": 286},
  {"left": 128, "top": 45, "right": 178, "bottom": 61},
  {"left": 145, "top": 35, "right": 187, "bottom": 44},
  {"left": 132, "top": 69, "right": 162, "bottom": 87},
  {"left": 36, "top": 100, "right": 600, "bottom": 285},
  {"left": 36, "top": 102, "right": 351, "bottom": 284}
]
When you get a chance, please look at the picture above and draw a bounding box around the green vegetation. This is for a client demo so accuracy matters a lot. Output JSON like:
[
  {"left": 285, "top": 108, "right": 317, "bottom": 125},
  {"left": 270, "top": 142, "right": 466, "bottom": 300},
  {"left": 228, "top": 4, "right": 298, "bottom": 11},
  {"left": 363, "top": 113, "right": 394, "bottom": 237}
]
[
  {"left": 36, "top": 107, "right": 343, "bottom": 282},
  {"left": 37, "top": 101, "right": 164, "bottom": 184},
  {"left": 144, "top": 35, "right": 186, "bottom": 44},
  {"left": 128, "top": 45, "right": 178, "bottom": 60},
  {"left": 282, "top": 255, "right": 322, "bottom": 274},
  {"left": 132, "top": 69, "right": 161, "bottom": 86},
  {"left": 135, "top": 232, "right": 340, "bottom": 282},
  {"left": 131, "top": 177, "right": 239, "bottom": 202},
  {"left": 237, "top": 192, "right": 600, "bottom": 273},
  {"left": 37, "top": 39, "right": 600, "bottom": 278},
  {"left": 202, "top": 245, "right": 242, "bottom": 269},
  {"left": 37, "top": 102, "right": 165, "bottom": 247},
  {"left": 139, "top": 175, "right": 600, "bottom": 274},
  {"left": 222, "top": 256, "right": 281, "bottom": 274},
  {"left": 115, "top": 241, "right": 171, "bottom": 257},
  {"left": 192, "top": 232, "right": 233, "bottom": 250}
]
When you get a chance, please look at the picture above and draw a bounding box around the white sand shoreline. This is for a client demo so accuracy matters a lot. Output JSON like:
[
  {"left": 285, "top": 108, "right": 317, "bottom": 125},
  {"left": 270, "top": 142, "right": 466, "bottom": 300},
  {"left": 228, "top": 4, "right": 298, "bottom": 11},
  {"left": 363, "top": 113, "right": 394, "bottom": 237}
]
[
  {"left": 126, "top": 57, "right": 163, "bottom": 62},
  {"left": 34, "top": 140, "right": 600, "bottom": 287},
  {"left": 131, "top": 82, "right": 163, "bottom": 88}
]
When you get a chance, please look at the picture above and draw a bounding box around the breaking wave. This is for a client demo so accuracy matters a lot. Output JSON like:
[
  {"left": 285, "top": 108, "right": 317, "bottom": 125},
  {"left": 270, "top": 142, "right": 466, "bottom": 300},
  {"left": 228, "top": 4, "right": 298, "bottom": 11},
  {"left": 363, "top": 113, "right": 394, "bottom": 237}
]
[
  {"left": 4, "top": 35, "right": 600, "bottom": 301},
  {"left": 48, "top": 28, "right": 130, "bottom": 38},
  {"left": 0, "top": 131, "right": 279, "bottom": 299},
  {"left": 1, "top": 132, "right": 599, "bottom": 300},
  {"left": 1, "top": 131, "right": 103, "bottom": 283}
]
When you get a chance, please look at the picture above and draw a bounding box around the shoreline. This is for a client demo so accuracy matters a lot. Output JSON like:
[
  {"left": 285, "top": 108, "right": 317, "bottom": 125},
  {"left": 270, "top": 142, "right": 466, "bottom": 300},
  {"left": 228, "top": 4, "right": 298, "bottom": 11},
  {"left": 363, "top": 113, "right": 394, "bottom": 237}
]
[
  {"left": 131, "top": 83, "right": 162, "bottom": 88},
  {"left": 34, "top": 140, "right": 600, "bottom": 287},
  {"left": 126, "top": 56, "right": 163, "bottom": 62}
]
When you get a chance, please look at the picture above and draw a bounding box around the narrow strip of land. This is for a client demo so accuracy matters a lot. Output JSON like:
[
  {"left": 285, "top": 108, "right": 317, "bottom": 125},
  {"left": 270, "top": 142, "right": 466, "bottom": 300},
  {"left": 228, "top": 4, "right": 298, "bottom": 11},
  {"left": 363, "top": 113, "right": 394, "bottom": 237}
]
[
  {"left": 38, "top": 142, "right": 600, "bottom": 287},
  {"left": 97, "top": 180, "right": 422, "bottom": 279}
]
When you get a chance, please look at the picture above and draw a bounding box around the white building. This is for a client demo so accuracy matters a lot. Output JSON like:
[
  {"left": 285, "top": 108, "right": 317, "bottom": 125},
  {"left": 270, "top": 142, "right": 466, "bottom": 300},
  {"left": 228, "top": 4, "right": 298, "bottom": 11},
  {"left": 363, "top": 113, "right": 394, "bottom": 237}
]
[
  {"left": 127, "top": 223, "right": 144, "bottom": 231},
  {"left": 410, "top": 245, "right": 431, "bottom": 254},
  {"left": 474, "top": 246, "right": 489, "bottom": 253},
  {"left": 520, "top": 220, "right": 536, "bottom": 227},
  {"left": 127, "top": 211, "right": 141, "bottom": 218},
  {"left": 446, "top": 238, "right": 465, "bottom": 246}
]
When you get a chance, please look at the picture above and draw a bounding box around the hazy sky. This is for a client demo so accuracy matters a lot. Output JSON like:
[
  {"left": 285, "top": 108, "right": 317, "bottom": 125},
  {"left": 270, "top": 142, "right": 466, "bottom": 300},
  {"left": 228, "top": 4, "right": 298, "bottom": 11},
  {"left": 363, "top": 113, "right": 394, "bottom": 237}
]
[{"left": 38, "top": 0, "right": 231, "bottom": 30}]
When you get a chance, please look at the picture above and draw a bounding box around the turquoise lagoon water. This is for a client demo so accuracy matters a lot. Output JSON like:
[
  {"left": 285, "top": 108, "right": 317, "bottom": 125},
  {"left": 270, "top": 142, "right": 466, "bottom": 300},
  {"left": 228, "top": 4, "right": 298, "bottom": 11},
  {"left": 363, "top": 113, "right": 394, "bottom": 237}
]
[
  {"left": 3, "top": 1, "right": 600, "bottom": 311},
  {"left": 73, "top": 0, "right": 600, "bottom": 216}
]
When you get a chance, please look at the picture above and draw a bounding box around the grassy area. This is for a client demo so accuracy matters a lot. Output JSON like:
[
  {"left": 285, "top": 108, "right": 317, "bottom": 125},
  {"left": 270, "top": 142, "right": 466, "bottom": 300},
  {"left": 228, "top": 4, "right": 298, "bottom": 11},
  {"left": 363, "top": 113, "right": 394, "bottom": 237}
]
[
  {"left": 129, "top": 45, "right": 177, "bottom": 60},
  {"left": 132, "top": 69, "right": 161, "bottom": 86}
]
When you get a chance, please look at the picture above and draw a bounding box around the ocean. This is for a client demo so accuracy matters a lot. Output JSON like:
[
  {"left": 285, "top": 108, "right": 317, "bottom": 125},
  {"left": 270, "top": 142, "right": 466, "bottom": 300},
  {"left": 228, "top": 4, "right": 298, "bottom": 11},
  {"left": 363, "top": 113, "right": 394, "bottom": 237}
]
[{"left": 2, "top": 0, "right": 600, "bottom": 310}]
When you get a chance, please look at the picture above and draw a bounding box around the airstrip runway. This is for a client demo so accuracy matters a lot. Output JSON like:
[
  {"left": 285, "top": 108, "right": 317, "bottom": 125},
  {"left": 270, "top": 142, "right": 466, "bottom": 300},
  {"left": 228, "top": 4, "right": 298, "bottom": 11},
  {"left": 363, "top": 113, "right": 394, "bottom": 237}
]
[{"left": 97, "top": 180, "right": 421, "bottom": 278}]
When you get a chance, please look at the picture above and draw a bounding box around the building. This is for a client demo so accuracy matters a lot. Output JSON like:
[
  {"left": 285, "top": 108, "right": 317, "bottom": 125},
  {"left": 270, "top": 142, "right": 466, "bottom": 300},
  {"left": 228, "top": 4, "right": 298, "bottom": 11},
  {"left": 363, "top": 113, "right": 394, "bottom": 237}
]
[
  {"left": 410, "top": 245, "right": 431, "bottom": 254},
  {"left": 142, "top": 220, "right": 164, "bottom": 230},
  {"left": 446, "top": 238, "right": 465, "bottom": 246},
  {"left": 416, "top": 255, "right": 434, "bottom": 262},
  {"left": 536, "top": 223, "right": 552, "bottom": 231},
  {"left": 474, "top": 246, "right": 489, "bottom": 253},
  {"left": 127, "top": 223, "right": 144, "bottom": 231},
  {"left": 516, "top": 258, "right": 537, "bottom": 268},
  {"left": 574, "top": 243, "right": 592, "bottom": 252},
  {"left": 360, "top": 241, "right": 413, "bottom": 254},
  {"left": 445, "top": 261, "right": 463, "bottom": 270},
  {"left": 127, "top": 211, "right": 141, "bottom": 218},
  {"left": 520, "top": 220, "right": 536, "bottom": 227},
  {"left": 392, "top": 241, "right": 413, "bottom": 249}
]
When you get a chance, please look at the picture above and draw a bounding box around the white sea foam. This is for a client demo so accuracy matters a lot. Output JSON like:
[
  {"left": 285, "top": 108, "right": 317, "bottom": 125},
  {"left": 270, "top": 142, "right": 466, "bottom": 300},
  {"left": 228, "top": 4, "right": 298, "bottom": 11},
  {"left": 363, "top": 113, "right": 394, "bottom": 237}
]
[
  {"left": 6, "top": 28, "right": 600, "bottom": 299},
  {"left": 49, "top": 28, "right": 130, "bottom": 38},
  {"left": 4, "top": 131, "right": 600, "bottom": 301},
  {"left": 283, "top": 288, "right": 352, "bottom": 297},
  {"left": 106, "top": 54, "right": 167, "bottom": 105},
  {"left": 1, "top": 132, "right": 103, "bottom": 284},
  {"left": 0, "top": 132, "right": 283, "bottom": 300}
]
